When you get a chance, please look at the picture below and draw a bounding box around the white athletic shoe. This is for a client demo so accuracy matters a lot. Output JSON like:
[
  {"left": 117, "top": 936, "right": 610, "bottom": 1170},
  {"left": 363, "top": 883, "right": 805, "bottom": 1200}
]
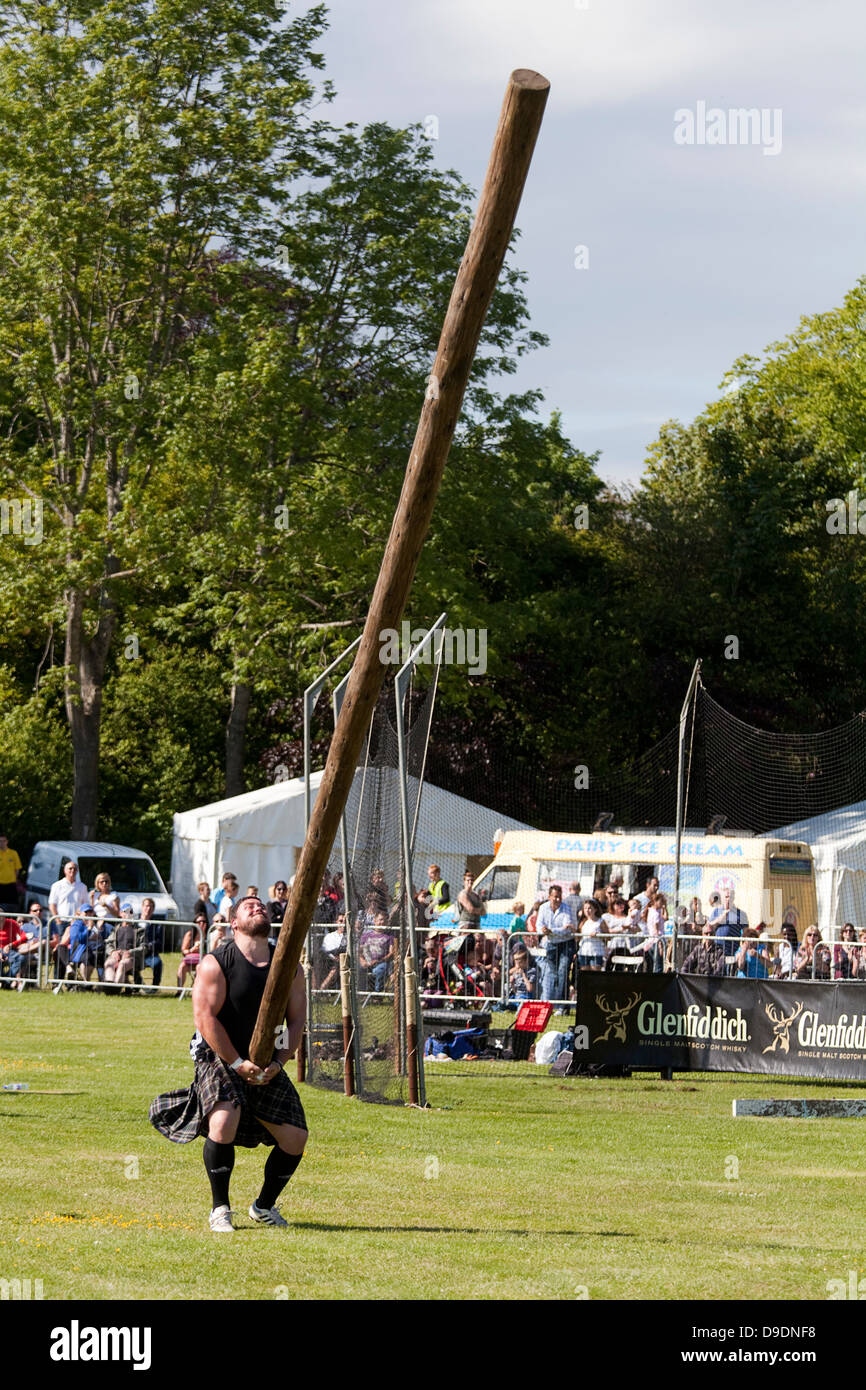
[
  {"left": 209, "top": 1205, "right": 235, "bottom": 1233},
  {"left": 248, "top": 1202, "right": 288, "bottom": 1228}
]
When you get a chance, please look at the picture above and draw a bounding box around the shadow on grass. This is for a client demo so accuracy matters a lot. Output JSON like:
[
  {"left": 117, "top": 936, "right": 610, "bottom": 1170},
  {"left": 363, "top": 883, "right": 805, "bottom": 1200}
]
[{"left": 287, "top": 1221, "right": 637, "bottom": 1236}]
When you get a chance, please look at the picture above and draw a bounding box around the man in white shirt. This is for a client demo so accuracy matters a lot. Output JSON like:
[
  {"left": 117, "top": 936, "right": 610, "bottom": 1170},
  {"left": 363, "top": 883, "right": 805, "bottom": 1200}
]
[
  {"left": 536, "top": 885, "right": 575, "bottom": 1009},
  {"left": 48, "top": 860, "right": 89, "bottom": 927}
]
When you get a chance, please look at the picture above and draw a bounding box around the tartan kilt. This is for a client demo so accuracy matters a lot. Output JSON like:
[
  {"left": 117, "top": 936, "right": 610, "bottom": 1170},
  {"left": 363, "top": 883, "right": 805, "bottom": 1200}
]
[{"left": 149, "top": 1046, "right": 307, "bottom": 1149}]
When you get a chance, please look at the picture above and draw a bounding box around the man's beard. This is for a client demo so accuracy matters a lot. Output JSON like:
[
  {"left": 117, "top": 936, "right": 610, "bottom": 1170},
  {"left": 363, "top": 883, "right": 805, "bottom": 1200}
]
[{"left": 236, "top": 916, "right": 270, "bottom": 938}]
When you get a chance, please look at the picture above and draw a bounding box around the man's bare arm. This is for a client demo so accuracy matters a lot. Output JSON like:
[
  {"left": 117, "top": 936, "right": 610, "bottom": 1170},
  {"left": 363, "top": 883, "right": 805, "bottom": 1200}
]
[{"left": 193, "top": 955, "right": 262, "bottom": 1082}]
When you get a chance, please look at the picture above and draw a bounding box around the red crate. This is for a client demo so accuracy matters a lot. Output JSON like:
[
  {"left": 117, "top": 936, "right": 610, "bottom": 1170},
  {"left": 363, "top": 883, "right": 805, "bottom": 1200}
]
[{"left": 514, "top": 1001, "right": 553, "bottom": 1032}]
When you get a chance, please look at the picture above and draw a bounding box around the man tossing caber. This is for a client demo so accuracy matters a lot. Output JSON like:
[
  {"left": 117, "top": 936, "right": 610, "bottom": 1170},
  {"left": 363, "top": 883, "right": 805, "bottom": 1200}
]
[{"left": 149, "top": 895, "right": 307, "bottom": 1233}]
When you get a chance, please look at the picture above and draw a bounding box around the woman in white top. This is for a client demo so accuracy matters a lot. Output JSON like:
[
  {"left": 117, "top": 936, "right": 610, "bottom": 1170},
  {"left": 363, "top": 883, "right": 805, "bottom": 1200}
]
[
  {"left": 90, "top": 872, "right": 121, "bottom": 920},
  {"left": 577, "top": 899, "right": 607, "bottom": 971}
]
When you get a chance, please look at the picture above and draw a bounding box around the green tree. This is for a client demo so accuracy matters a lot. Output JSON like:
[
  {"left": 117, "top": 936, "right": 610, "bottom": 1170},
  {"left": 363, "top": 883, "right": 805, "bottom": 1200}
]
[{"left": 0, "top": 0, "right": 330, "bottom": 834}]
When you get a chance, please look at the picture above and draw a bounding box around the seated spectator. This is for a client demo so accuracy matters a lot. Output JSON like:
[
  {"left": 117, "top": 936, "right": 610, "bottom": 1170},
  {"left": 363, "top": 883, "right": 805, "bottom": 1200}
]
[
  {"left": 506, "top": 946, "right": 537, "bottom": 1007},
  {"left": 834, "top": 923, "right": 858, "bottom": 980},
  {"left": 331, "top": 871, "right": 345, "bottom": 916},
  {"left": 315, "top": 873, "right": 338, "bottom": 924},
  {"left": 67, "top": 906, "right": 93, "bottom": 982},
  {"left": 420, "top": 935, "right": 447, "bottom": 1003},
  {"left": 90, "top": 872, "right": 121, "bottom": 920},
  {"left": 104, "top": 903, "right": 140, "bottom": 989},
  {"left": 682, "top": 920, "right": 726, "bottom": 976},
  {"left": 318, "top": 912, "right": 347, "bottom": 991},
  {"left": 140, "top": 898, "right": 163, "bottom": 988},
  {"left": 359, "top": 912, "right": 394, "bottom": 992},
  {"left": 735, "top": 927, "right": 770, "bottom": 979},
  {"left": 209, "top": 915, "right": 229, "bottom": 953},
  {"left": 12, "top": 902, "right": 57, "bottom": 988},
  {"left": 0, "top": 913, "right": 28, "bottom": 987},
  {"left": 795, "top": 926, "right": 830, "bottom": 980},
  {"left": 177, "top": 912, "right": 206, "bottom": 991},
  {"left": 773, "top": 922, "right": 799, "bottom": 979},
  {"left": 83, "top": 908, "right": 110, "bottom": 982}
]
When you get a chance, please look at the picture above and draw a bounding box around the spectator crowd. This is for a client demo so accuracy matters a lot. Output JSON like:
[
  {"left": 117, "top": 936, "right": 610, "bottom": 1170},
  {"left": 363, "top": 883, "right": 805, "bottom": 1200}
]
[{"left": 4, "top": 829, "right": 865, "bottom": 1009}]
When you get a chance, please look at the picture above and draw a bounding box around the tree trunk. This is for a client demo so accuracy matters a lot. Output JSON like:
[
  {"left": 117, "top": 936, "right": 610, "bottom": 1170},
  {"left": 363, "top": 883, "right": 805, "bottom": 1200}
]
[
  {"left": 225, "top": 679, "right": 251, "bottom": 798},
  {"left": 64, "top": 585, "right": 117, "bottom": 839}
]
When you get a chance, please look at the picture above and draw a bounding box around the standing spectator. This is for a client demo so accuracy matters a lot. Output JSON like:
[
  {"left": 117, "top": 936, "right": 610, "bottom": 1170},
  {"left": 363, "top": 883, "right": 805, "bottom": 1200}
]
[
  {"left": 315, "top": 873, "right": 338, "bottom": 924},
  {"left": 0, "top": 833, "right": 23, "bottom": 911},
  {"left": 537, "top": 885, "right": 576, "bottom": 1010},
  {"left": 366, "top": 869, "right": 389, "bottom": 916},
  {"left": 637, "top": 875, "right": 659, "bottom": 910},
  {"left": 140, "top": 897, "right": 163, "bottom": 988},
  {"left": 195, "top": 882, "right": 217, "bottom": 926},
  {"left": 267, "top": 880, "right": 290, "bottom": 929},
  {"left": 67, "top": 907, "right": 93, "bottom": 982},
  {"left": 456, "top": 871, "right": 486, "bottom": 930},
  {"left": 90, "top": 872, "right": 121, "bottom": 920},
  {"left": 212, "top": 872, "right": 238, "bottom": 914},
  {"left": 852, "top": 928, "right": 866, "bottom": 980},
  {"left": 49, "top": 859, "right": 90, "bottom": 932},
  {"left": 685, "top": 896, "right": 707, "bottom": 929},
  {"left": 563, "top": 882, "right": 584, "bottom": 922},
  {"left": 710, "top": 887, "right": 748, "bottom": 962},
  {"left": 426, "top": 864, "right": 451, "bottom": 917},
  {"left": 331, "top": 871, "right": 345, "bottom": 916},
  {"left": 577, "top": 898, "right": 607, "bottom": 973}
]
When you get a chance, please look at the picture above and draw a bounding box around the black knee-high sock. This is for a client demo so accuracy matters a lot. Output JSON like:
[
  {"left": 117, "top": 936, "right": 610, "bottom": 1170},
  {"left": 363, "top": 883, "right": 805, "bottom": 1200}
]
[
  {"left": 203, "top": 1138, "right": 235, "bottom": 1209},
  {"left": 256, "top": 1147, "right": 303, "bottom": 1210}
]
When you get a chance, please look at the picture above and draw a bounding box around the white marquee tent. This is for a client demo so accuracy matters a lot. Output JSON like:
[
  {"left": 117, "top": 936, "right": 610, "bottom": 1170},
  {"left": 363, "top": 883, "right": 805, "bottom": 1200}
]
[
  {"left": 170, "top": 769, "right": 531, "bottom": 919},
  {"left": 772, "top": 801, "right": 866, "bottom": 929}
]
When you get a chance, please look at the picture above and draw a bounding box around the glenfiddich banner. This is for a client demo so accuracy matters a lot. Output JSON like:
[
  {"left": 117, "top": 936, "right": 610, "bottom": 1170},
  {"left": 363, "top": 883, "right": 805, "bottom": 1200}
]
[{"left": 576, "top": 974, "right": 866, "bottom": 1079}]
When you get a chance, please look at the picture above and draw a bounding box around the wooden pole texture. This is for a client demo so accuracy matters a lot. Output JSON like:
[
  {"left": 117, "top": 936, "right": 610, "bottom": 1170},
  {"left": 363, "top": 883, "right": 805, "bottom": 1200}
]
[
  {"left": 249, "top": 68, "right": 550, "bottom": 1069},
  {"left": 339, "top": 951, "right": 355, "bottom": 1097},
  {"left": 405, "top": 953, "right": 419, "bottom": 1106}
]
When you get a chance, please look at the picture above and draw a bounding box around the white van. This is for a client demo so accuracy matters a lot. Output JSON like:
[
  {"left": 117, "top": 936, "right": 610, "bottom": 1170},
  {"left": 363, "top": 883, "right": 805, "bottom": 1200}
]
[
  {"left": 438, "top": 828, "right": 817, "bottom": 935},
  {"left": 26, "top": 840, "right": 179, "bottom": 921}
]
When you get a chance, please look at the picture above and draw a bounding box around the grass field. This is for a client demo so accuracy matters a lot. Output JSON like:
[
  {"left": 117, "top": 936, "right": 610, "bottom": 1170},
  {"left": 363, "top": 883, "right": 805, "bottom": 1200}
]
[{"left": 2, "top": 986, "right": 865, "bottom": 1301}]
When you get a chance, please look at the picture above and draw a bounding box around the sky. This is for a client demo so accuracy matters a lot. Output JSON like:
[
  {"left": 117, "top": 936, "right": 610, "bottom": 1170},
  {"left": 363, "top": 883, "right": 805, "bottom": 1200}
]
[{"left": 312, "top": 0, "right": 866, "bottom": 489}]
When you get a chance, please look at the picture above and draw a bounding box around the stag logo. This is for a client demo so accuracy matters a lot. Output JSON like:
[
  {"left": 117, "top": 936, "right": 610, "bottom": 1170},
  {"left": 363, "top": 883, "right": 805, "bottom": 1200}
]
[
  {"left": 594, "top": 993, "right": 640, "bottom": 1043},
  {"left": 762, "top": 1000, "right": 804, "bottom": 1055}
]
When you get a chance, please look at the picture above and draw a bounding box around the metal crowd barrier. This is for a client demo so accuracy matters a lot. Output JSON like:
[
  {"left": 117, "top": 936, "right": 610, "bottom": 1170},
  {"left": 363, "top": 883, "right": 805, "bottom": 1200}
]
[{"left": 0, "top": 912, "right": 207, "bottom": 996}]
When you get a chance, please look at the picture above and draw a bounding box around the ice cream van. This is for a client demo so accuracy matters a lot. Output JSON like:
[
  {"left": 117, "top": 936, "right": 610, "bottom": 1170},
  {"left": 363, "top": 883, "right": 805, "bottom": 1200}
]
[{"left": 438, "top": 829, "right": 817, "bottom": 934}]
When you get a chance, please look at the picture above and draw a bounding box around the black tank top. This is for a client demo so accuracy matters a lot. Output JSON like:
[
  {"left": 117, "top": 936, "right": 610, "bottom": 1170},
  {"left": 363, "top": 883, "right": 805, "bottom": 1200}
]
[{"left": 214, "top": 940, "right": 275, "bottom": 1059}]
